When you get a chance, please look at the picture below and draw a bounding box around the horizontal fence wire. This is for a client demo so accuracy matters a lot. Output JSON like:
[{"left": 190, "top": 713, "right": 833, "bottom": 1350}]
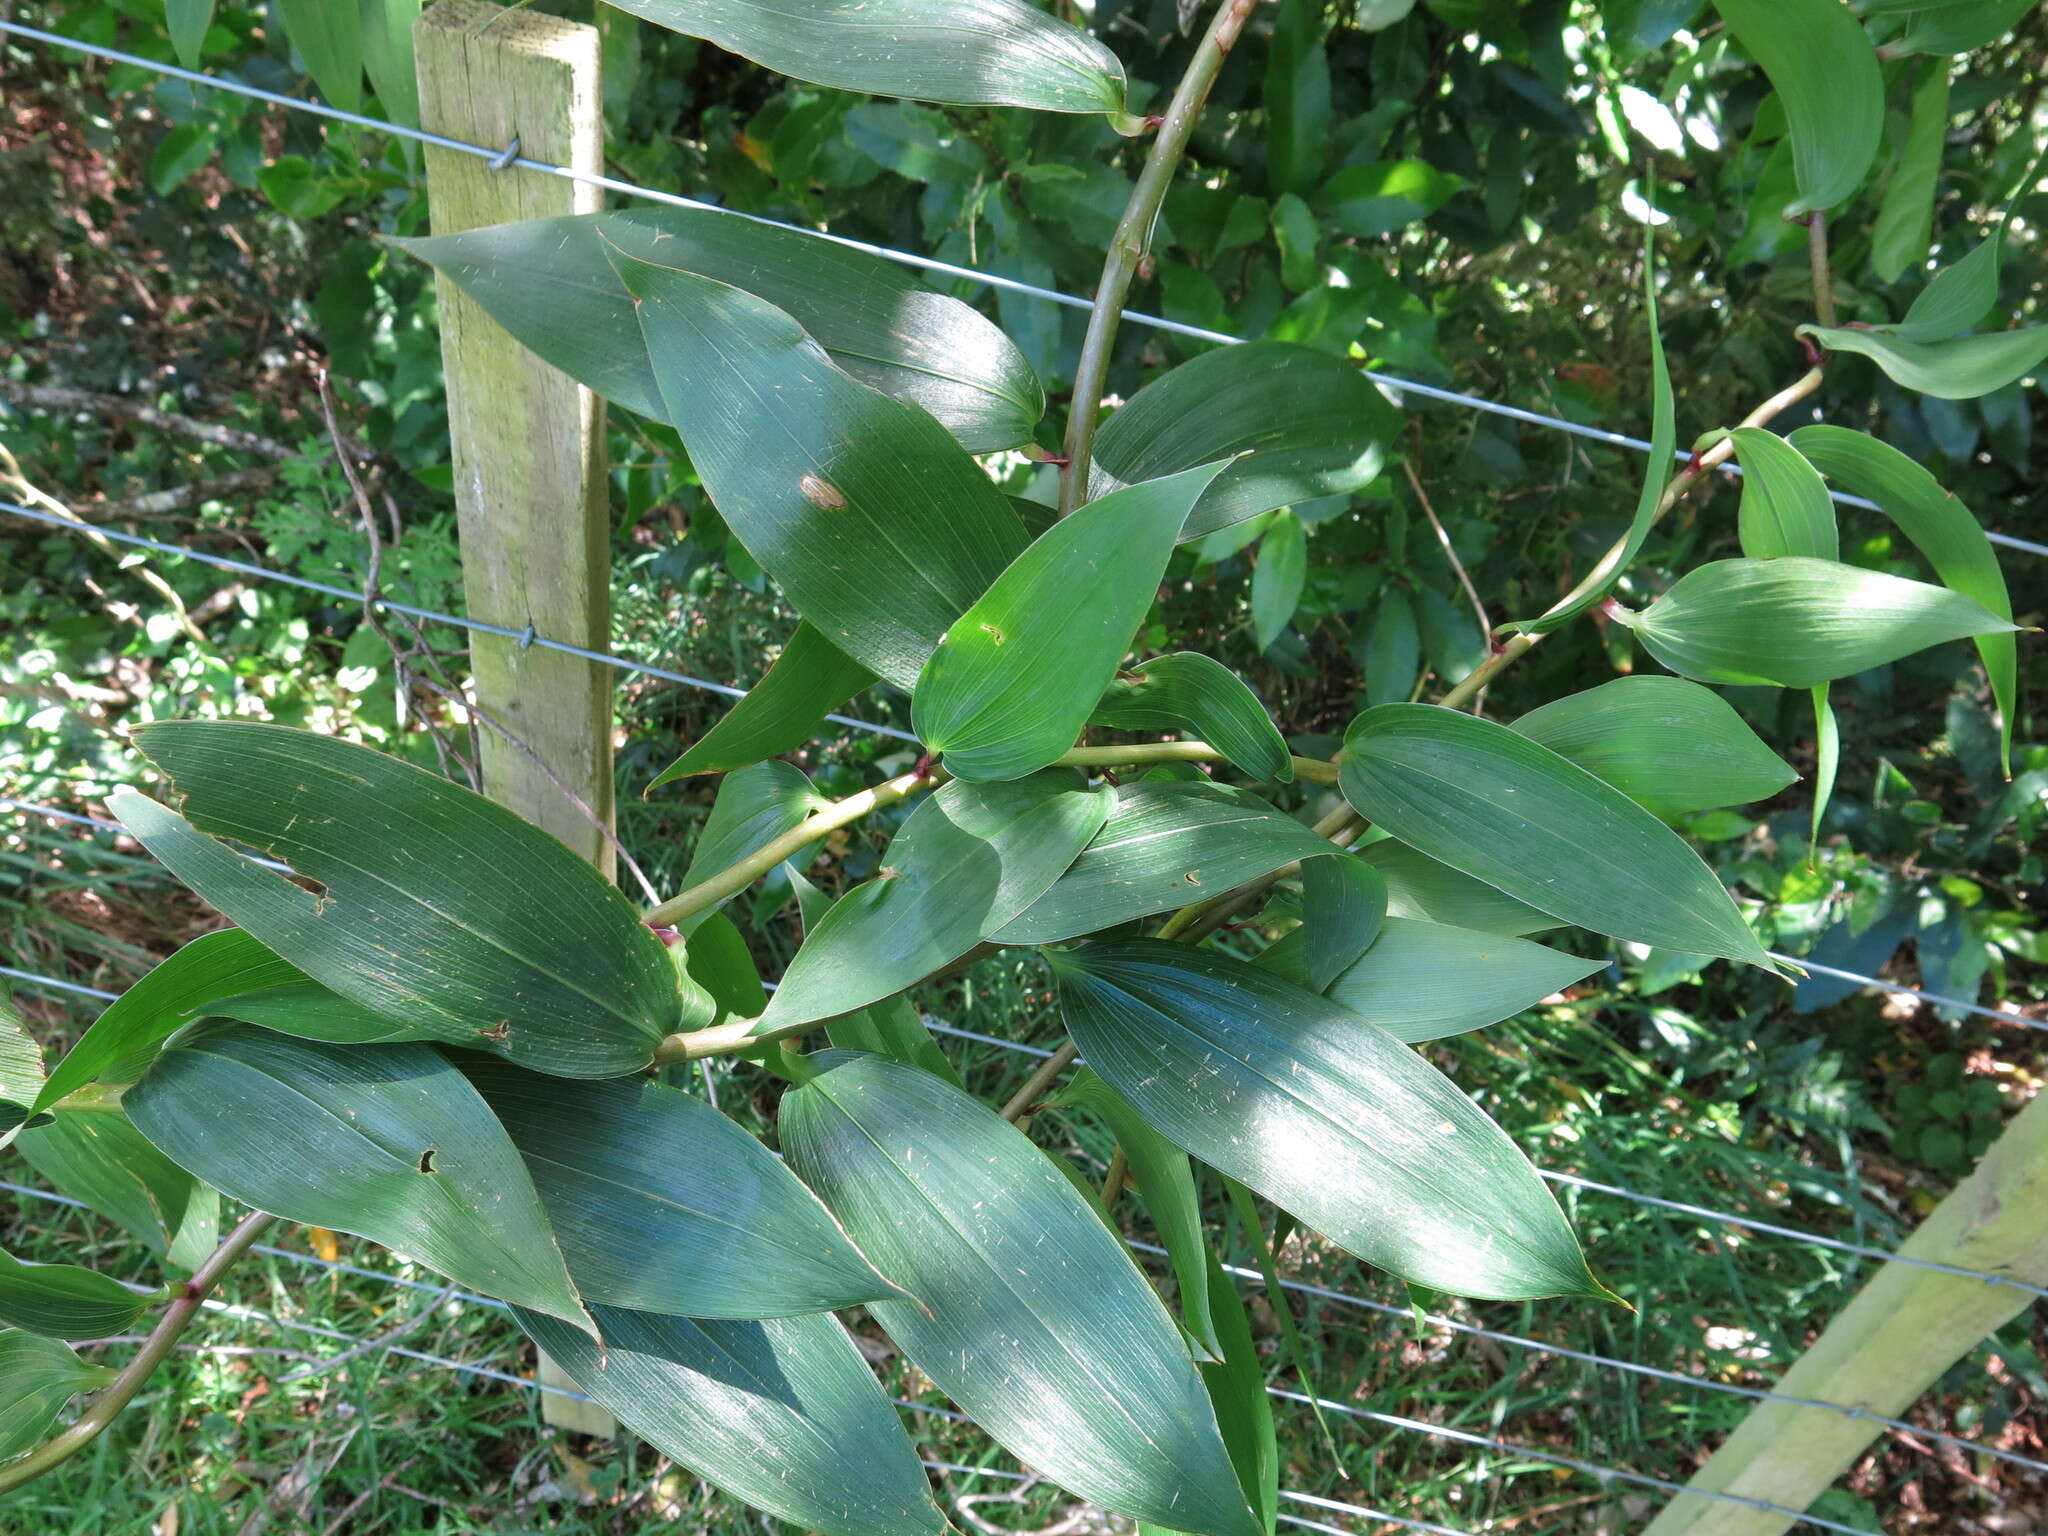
[
  {"left": 2, "top": 17, "right": 2047, "bottom": 561},
  {"left": 0, "top": 1180, "right": 1914, "bottom": 1536}
]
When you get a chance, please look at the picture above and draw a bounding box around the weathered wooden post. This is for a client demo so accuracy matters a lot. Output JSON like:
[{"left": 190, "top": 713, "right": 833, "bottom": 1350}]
[
  {"left": 415, "top": 0, "right": 617, "bottom": 1438},
  {"left": 1642, "top": 1086, "right": 2048, "bottom": 1535}
]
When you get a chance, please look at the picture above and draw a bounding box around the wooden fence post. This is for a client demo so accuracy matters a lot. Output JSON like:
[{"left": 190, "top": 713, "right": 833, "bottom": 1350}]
[
  {"left": 1642, "top": 1085, "right": 2048, "bottom": 1535},
  {"left": 415, "top": 0, "right": 618, "bottom": 1439}
]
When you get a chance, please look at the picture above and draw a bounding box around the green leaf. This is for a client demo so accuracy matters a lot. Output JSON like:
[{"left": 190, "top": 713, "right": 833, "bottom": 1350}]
[
  {"left": 781, "top": 1052, "right": 1260, "bottom": 1536},
  {"left": 148, "top": 123, "right": 213, "bottom": 196},
  {"left": 1899, "top": 233, "right": 2003, "bottom": 341},
  {"left": 914, "top": 465, "right": 1225, "bottom": 781},
  {"left": 33, "top": 928, "right": 303, "bottom": 1115},
  {"left": 1054, "top": 944, "right": 1603, "bottom": 1301},
  {"left": 166, "top": 0, "right": 216, "bottom": 68},
  {"left": 1788, "top": 424, "right": 2016, "bottom": 774},
  {"left": 205, "top": 985, "right": 432, "bottom": 1045},
  {"left": 1797, "top": 321, "right": 2048, "bottom": 399},
  {"left": 0, "top": 1248, "right": 151, "bottom": 1341},
  {"left": 1711, "top": 0, "right": 1881, "bottom": 214},
  {"left": 682, "top": 912, "right": 770, "bottom": 1022},
  {"left": 1358, "top": 839, "right": 1561, "bottom": 936},
  {"left": 1089, "top": 653, "right": 1293, "bottom": 783},
  {"left": 0, "top": 997, "right": 44, "bottom": 1143},
  {"left": 993, "top": 781, "right": 1340, "bottom": 944},
  {"left": 826, "top": 994, "right": 962, "bottom": 1088},
  {"left": 1264, "top": 917, "right": 1601, "bottom": 1042},
  {"left": 758, "top": 774, "right": 1112, "bottom": 1031},
  {"left": 1272, "top": 192, "right": 1322, "bottom": 292},
  {"left": 615, "top": 247, "right": 1029, "bottom": 688},
  {"left": 1729, "top": 428, "right": 1838, "bottom": 560},
  {"left": 118, "top": 721, "right": 679, "bottom": 1078},
  {"left": 1507, "top": 249, "right": 1673, "bottom": 632},
  {"left": 1265, "top": 0, "right": 1331, "bottom": 197},
  {"left": 517, "top": 1303, "right": 947, "bottom": 1536},
  {"left": 1044, "top": 1066, "right": 1221, "bottom": 1360},
  {"left": 1218, "top": 1179, "right": 1340, "bottom": 1469},
  {"left": 1871, "top": 63, "right": 1951, "bottom": 285},
  {"left": 458, "top": 1058, "right": 901, "bottom": 1318},
  {"left": 1250, "top": 511, "right": 1307, "bottom": 653},
  {"left": 1612, "top": 557, "right": 2016, "bottom": 689},
  {"left": 390, "top": 207, "right": 1041, "bottom": 453},
  {"left": 278, "top": 0, "right": 362, "bottom": 112},
  {"left": 1509, "top": 675, "right": 1797, "bottom": 820},
  {"left": 649, "top": 625, "right": 875, "bottom": 786},
  {"left": 1317, "top": 159, "right": 1466, "bottom": 238},
  {"left": 599, "top": 0, "right": 1127, "bottom": 115},
  {"left": 1811, "top": 684, "right": 1840, "bottom": 846},
  {"left": 1191, "top": 1238, "right": 1278, "bottom": 1536},
  {"left": 1362, "top": 588, "right": 1420, "bottom": 705},
  {"left": 1299, "top": 854, "right": 1388, "bottom": 993},
  {"left": 1894, "top": 0, "right": 2034, "bottom": 54},
  {"left": 127, "top": 1023, "right": 592, "bottom": 1334},
  {"left": 16, "top": 1116, "right": 219, "bottom": 1272},
  {"left": 0, "top": 1332, "right": 114, "bottom": 1462},
  {"left": 671, "top": 761, "right": 830, "bottom": 934},
  {"left": 1089, "top": 343, "right": 1397, "bottom": 542},
  {"left": 359, "top": 0, "right": 421, "bottom": 127},
  {"left": 1340, "top": 705, "right": 1779, "bottom": 970}
]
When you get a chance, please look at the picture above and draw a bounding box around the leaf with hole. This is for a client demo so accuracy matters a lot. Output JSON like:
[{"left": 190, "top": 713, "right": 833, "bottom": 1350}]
[
  {"left": 460, "top": 1058, "right": 902, "bottom": 1318},
  {"left": 992, "top": 781, "right": 1341, "bottom": 944},
  {"left": 126, "top": 1023, "right": 592, "bottom": 1334},
  {"left": 1339, "top": 705, "right": 1779, "bottom": 970},
  {"left": 1090, "top": 653, "right": 1293, "bottom": 784},
  {"left": 649, "top": 626, "right": 877, "bottom": 787},
  {"left": 1711, "top": 0, "right": 1881, "bottom": 214},
  {"left": 1611, "top": 558, "right": 2016, "bottom": 689},
  {"left": 780, "top": 1052, "right": 1260, "bottom": 1536},
  {"left": 914, "top": 464, "right": 1225, "bottom": 781},
  {"left": 615, "top": 246, "right": 1030, "bottom": 688},
  {"left": 1054, "top": 943, "right": 1604, "bottom": 1301},
  {"left": 517, "top": 1303, "right": 948, "bottom": 1536},
  {"left": 118, "top": 722, "right": 680, "bottom": 1078},
  {"left": 757, "top": 774, "right": 1112, "bottom": 1032},
  {"left": 1510, "top": 676, "right": 1797, "bottom": 820},
  {"left": 391, "top": 207, "right": 1042, "bottom": 452}
]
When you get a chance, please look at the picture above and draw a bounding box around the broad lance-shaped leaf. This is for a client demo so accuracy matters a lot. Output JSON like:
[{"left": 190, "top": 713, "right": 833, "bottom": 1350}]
[
  {"left": 650, "top": 625, "right": 876, "bottom": 787},
  {"left": 166, "top": 0, "right": 215, "bottom": 70},
  {"left": 601, "top": 0, "right": 1127, "bottom": 116},
  {"left": 757, "top": 774, "right": 1112, "bottom": 1032},
  {"left": 1249, "top": 511, "right": 1306, "bottom": 653},
  {"left": 1089, "top": 653, "right": 1293, "bottom": 783},
  {"left": 1339, "top": 705, "right": 1779, "bottom": 971},
  {"left": 669, "top": 761, "right": 830, "bottom": 935},
  {"left": 684, "top": 911, "right": 770, "bottom": 1023},
  {"left": 826, "top": 993, "right": 963, "bottom": 1088},
  {"left": 1797, "top": 322, "right": 2048, "bottom": 401},
  {"left": 1054, "top": 943, "right": 1604, "bottom": 1302},
  {"left": 16, "top": 1115, "right": 218, "bottom": 1273},
  {"left": 1191, "top": 1238, "right": 1278, "bottom": 1536},
  {"left": 1507, "top": 248, "right": 1672, "bottom": 632},
  {"left": 1259, "top": 917, "right": 1602, "bottom": 1043},
  {"left": 1044, "top": 1066, "right": 1221, "bottom": 1360},
  {"left": 1898, "top": 233, "right": 2003, "bottom": 342},
  {"left": 277, "top": 0, "right": 360, "bottom": 112},
  {"left": 391, "top": 207, "right": 1042, "bottom": 453},
  {"left": 204, "top": 985, "right": 430, "bottom": 1045},
  {"left": 517, "top": 1304, "right": 947, "bottom": 1536},
  {"left": 126, "top": 1023, "right": 592, "bottom": 1335},
  {"left": 459, "top": 1058, "right": 903, "bottom": 1319},
  {"left": 1789, "top": 425, "right": 2016, "bottom": 774},
  {"left": 1510, "top": 676, "right": 1796, "bottom": 820},
  {"left": 1729, "top": 427, "right": 1837, "bottom": 560},
  {"left": 993, "top": 781, "right": 1340, "bottom": 945},
  {"left": 0, "top": 996, "right": 42, "bottom": 1148},
  {"left": 780, "top": 1052, "right": 1261, "bottom": 1536},
  {"left": 1712, "top": 0, "right": 1880, "bottom": 214},
  {"left": 0, "top": 1247, "right": 154, "bottom": 1341},
  {"left": 1811, "top": 684, "right": 1840, "bottom": 847},
  {"left": 0, "top": 1333, "right": 114, "bottom": 1462},
  {"left": 1609, "top": 558, "right": 2016, "bottom": 690},
  {"left": 1299, "top": 853, "right": 1387, "bottom": 993},
  {"left": 119, "top": 721, "right": 680, "bottom": 1078},
  {"left": 914, "top": 464, "right": 1226, "bottom": 781},
  {"left": 1088, "top": 341, "right": 1400, "bottom": 541},
  {"left": 615, "top": 246, "right": 1029, "bottom": 689},
  {"left": 1359, "top": 839, "right": 1560, "bottom": 936},
  {"left": 1871, "top": 62, "right": 1949, "bottom": 286}
]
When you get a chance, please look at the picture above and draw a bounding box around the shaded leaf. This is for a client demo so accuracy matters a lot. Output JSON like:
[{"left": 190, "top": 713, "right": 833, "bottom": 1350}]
[
  {"left": 1192, "top": 1238, "right": 1278, "bottom": 1536},
  {"left": 1339, "top": 705, "right": 1779, "bottom": 970},
  {"left": 460, "top": 1059, "right": 901, "bottom": 1318},
  {"left": 167, "top": 0, "right": 216, "bottom": 69},
  {"left": 359, "top": 0, "right": 421, "bottom": 127},
  {"left": 1363, "top": 589, "right": 1420, "bottom": 705},
  {"left": 1894, "top": 0, "right": 2035, "bottom": 54},
  {"left": 1250, "top": 512, "right": 1307, "bottom": 653},
  {"left": 781, "top": 1052, "right": 1259, "bottom": 1536},
  {"left": 1299, "top": 854, "right": 1388, "bottom": 993},
  {"left": 1265, "top": 0, "right": 1331, "bottom": 197},
  {"left": 0, "top": 1333, "right": 114, "bottom": 1462},
  {"left": 615, "top": 246, "right": 1029, "bottom": 687},
  {"left": 16, "top": 1116, "right": 219, "bottom": 1272},
  {"left": 1798, "top": 321, "right": 2048, "bottom": 400},
  {"left": 127, "top": 1023, "right": 591, "bottom": 1333},
  {"left": 1871, "top": 63, "right": 1950, "bottom": 286},
  {"left": 0, "top": 1248, "right": 152, "bottom": 1341},
  {"left": 1358, "top": 839, "right": 1561, "bottom": 936},
  {"left": 1729, "top": 428, "right": 1838, "bottom": 560},
  {"left": 992, "top": 781, "right": 1339, "bottom": 944},
  {"left": 1898, "top": 233, "right": 2003, "bottom": 341},
  {"left": 1089, "top": 653, "right": 1293, "bottom": 784},
  {"left": 278, "top": 0, "right": 361, "bottom": 111},
  {"left": 1318, "top": 159, "right": 1466, "bottom": 238},
  {"left": 683, "top": 913, "right": 770, "bottom": 1022},
  {"left": 758, "top": 774, "right": 1112, "bottom": 1031},
  {"left": 119, "top": 722, "right": 679, "bottom": 1078},
  {"left": 1054, "top": 943, "right": 1603, "bottom": 1300},
  {"left": 650, "top": 625, "right": 876, "bottom": 787},
  {"left": 673, "top": 762, "right": 830, "bottom": 934},
  {"left": 517, "top": 1304, "right": 947, "bottom": 1536},
  {"left": 206, "top": 985, "right": 431, "bottom": 1045},
  {"left": 1811, "top": 684, "right": 1840, "bottom": 846},
  {"left": 826, "top": 994, "right": 962, "bottom": 1088},
  {"left": 1712, "top": 0, "right": 1882, "bottom": 214}
]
